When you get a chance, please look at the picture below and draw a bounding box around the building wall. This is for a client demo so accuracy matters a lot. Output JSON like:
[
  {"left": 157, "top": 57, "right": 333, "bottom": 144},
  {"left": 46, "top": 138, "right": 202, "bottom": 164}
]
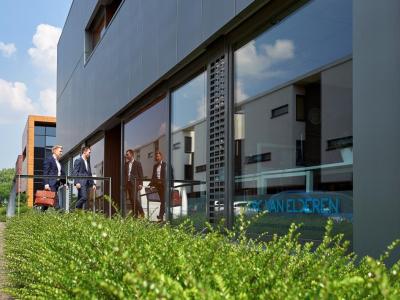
[
  {"left": 21, "top": 116, "right": 56, "bottom": 207},
  {"left": 353, "top": 0, "right": 400, "bottom": 263},
  {"left": 57, "top": 0, "right": 255, "bottom": 154}
]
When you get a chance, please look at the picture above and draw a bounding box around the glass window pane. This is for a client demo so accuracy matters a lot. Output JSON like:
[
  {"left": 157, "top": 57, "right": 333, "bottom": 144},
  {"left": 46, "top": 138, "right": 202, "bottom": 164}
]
[
  {"left": 46, "top": 136, "right": 56, "bottom": 147},
  {"left": 45, "top": 126, "right": 56, "bottom": 136},
  {"left": 124, "top": 98, "right": 168, "bottom": 220},
  {"left": 34, "top": 126, "right": 45, "bottom": 135},
  {"left": 170, "top": 72, "right": 207, "bottom": 228},
  {"left": 34, "top": 147, "right": 45, "bottom": 158},
  {"left": 233, "top": 0, "right": 353, "bottom": 244},
  {"left": 34, "top": 136, "right": 45, "bottom": 147},
  {"left": 90, "top": 138, "right": 105, "bottom": 203},
  {"left": 34, "top": 159, "right": 44, "bottom": 173}
]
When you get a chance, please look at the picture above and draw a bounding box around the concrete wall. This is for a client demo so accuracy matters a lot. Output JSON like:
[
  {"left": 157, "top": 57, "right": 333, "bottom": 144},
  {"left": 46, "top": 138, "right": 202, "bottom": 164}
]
[
  {"left": 57, "top": 0, "right": 255, "bottom": 153},
  {"left": 353, "top": 0, "right": 400, "bottom": 262}
]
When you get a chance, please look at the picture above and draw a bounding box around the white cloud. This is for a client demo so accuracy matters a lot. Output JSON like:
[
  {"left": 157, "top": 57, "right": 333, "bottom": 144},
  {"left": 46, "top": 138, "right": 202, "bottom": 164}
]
[
  {"left": 0, "top": 42, "right": 16, "bottom": 57},
  {"left": 235, "top": 80, "right": 249, "bottom": 103},
  {"left": 196, "top": 96, "right": 206, "bottom": 121},
  {"left": 235, "top": 39, "right": 295, "bottom": 79},
  {"left": 28, "top": 24, "right": 61, "bottom": 73},
  {"left": 159, "top": 122, "right": 166, "bottom": 136},
  {"left": 38, "top": 88, "right": 56, "bottom": 116},
  {"left": 0, "top": 79, "right": 35, "bottom": 124},
  {"left": 0, "top": 79, "right": 56, "bottom": 124}
]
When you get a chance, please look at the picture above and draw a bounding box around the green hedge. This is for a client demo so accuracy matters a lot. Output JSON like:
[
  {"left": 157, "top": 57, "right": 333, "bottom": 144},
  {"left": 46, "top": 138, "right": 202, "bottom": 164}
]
[{"left": 4, "top": 212, "right": 400, "bottom": 299}]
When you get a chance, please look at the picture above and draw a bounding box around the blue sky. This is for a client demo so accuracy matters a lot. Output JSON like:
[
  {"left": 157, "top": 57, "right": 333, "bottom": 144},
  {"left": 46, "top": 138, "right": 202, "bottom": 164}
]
[
  {"left": 234, "top": 0, "right": 352, "bottom": 102},
  {"left": 0, "top": 0, "right": 72, "bottom": 169}
]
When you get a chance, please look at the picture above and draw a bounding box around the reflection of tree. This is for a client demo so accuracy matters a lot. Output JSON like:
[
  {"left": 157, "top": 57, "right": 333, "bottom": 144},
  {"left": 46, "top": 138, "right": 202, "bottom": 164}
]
[{"left": 0, "top": 168, "right": 15, "bottom": 203}]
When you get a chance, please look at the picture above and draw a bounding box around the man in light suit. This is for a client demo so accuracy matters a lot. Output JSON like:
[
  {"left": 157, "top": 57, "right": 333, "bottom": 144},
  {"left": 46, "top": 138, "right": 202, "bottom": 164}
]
[
  {"left": 43, "top": 145, "right": 66, "bottom": 211},
  {"left": 73, "top": 146, "right": 96, "bottom": 209},
  {"left": 125, "top": 149, "right": 144, "bottom": 218}
]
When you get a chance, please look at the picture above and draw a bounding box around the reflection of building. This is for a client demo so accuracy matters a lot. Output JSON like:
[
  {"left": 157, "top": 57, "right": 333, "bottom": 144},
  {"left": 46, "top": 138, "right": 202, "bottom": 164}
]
[
  {"left": 14, "top": 155, "right": 23, "bottom": 193},
  {"left": 235, "top": 59, "right": 352, "bottom": 193},
  {"left": 57, "top": 0, "right": 400, "bottom": 261},
  {"left": 20, "top": 115, "right": 56, "bottom": 207},
  {"left": 172, "top": 119, "right": 207, "bottom": 192}
]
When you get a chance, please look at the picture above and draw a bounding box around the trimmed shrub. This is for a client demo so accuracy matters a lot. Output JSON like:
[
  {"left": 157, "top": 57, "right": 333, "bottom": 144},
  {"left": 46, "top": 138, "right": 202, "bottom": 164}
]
[{"left": 4, "top": 212, "right": 400, "bottom": 299}]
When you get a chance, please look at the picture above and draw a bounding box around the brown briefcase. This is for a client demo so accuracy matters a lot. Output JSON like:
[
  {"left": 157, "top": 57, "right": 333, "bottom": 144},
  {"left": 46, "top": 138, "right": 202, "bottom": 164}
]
[{"left": 35, "top": 190, "right": 56, "bottom": 207}]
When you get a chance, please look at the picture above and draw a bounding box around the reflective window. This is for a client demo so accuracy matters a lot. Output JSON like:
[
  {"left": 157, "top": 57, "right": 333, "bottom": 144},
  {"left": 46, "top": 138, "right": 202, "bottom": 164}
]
[
  {"left": 234, "top": 0, "right": 353, "bottom": 243},
  {"left": 46, "top": 136, "right": 56, "bottom": 147},
  {"left": 34, "top": 136, "right": 45, "bottom": 148},
  {"left": 170, "top": 72, "right": 207, "bottom": 227},
  {"left": 89, "top": 138, "right": 105, "bottom": 212},
  {"left": 34, "top": 126, "right": 45, "bottom": 136},
  {"left": 45, "top": 126, "right": 56, "bottom": 137},
  {"left": 124, "top": 98, "right": 167, "bottom": 219}
]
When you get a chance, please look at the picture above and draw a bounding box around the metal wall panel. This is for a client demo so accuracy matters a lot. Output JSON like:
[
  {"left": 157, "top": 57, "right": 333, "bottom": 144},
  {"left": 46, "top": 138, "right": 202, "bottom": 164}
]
[
  {"left": 202, "top": 0, "right": 235, "bottom": 39},
  {"left": 207, "top": 54, "right": 228, "bottom": 224},
  {"left": 235, "top": 0, "right": 255, "bottom": 13},
  {"left": 177, "top": 0, "right": 202, "bottom": 61},
  {"left": 353, "top": 0, "right": 400, "bottom": 264},
  {"left": 58, "top": 0, "right": 254, "bottom": 154},
  {"left": 157, "top": 0, "right": 178, "bottom": 76}
]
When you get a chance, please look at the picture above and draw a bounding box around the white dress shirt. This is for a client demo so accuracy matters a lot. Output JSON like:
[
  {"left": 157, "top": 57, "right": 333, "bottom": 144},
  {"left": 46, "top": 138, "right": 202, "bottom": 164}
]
[
  {"left": 156, "top": 161, "right": 162, "bottom": 179},
  {"left": 83, "top": 157, "right": 88, "bottom": 171},
  {"left": 53, "top": 154, "right": 61, "bottom": 176},
  {"left": 128, "top": 159, "right": 134, "bottom": 181}
]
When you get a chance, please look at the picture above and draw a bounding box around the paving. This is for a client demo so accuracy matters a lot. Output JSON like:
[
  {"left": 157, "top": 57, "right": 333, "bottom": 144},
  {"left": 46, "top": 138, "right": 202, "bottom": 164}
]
[{"left": 0, "top": 223, "right": 12, "bottom": 300}]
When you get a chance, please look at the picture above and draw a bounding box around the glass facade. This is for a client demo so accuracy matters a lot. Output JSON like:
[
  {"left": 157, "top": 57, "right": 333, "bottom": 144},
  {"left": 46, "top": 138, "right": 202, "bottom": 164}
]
[
  {"left": 89, "top": 138, "right": 105, "bottom": 212},
  {"left": 233, "top": 0, "right": 353, "bottom": 242},
  {"left": 170, "top": 72, "right": 207, "bottom": 226},
  {"left": 61, "top": 0, "right": 354, "bottom": 244},
  {"left": 124, "top": 98, "right": 168, "bottom": 219},
  {"left": 34, "top": 124, "right": 56, "bottom": 195}
]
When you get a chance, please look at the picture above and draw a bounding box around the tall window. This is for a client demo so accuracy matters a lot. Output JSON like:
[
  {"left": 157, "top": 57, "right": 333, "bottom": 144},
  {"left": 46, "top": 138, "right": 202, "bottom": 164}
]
[
  {"left": 124, "top": 98, "right": 167, "bottom": 219},
  {"left": 170, "top": 72, "right": 207, "bottom": 226},
  {"left": 89, "top": 138, "right": 105, "bottom": 212},
  {"left": 85, "top": 0, "right": 123, "bottom": 60},
  {"left": 34, "top": 124, "right": 56, "bottom": 194},
  {"left": 233, "top": 0, "right": 353, "bottom": 243}
]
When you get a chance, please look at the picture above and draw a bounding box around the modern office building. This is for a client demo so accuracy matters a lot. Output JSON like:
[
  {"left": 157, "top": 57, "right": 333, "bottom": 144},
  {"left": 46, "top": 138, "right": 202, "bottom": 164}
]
[
  {"left": 20, "top": 115, "right": 57, "bottom": 207},
  {"left": 57, "top": 0, "right": 400, "bottom": 261}
]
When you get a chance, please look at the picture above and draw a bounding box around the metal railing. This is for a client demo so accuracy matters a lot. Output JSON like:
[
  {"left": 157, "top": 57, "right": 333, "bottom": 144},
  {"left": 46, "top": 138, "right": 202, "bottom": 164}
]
[
  {"left": 9, "top": 174, "right": 112, "bottom": 218},
  {"left": 127, "top": 178, "right": 207, "bottom": 220}
]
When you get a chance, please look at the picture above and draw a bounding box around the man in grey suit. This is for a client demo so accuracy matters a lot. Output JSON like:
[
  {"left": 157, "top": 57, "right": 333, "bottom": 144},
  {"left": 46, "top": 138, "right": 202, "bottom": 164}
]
[
  {"left": 73, "top": 146, "right": 96, "bottom": 209},
  {"left": 125, "top": 149, "right": 144, "bottom": 218}
]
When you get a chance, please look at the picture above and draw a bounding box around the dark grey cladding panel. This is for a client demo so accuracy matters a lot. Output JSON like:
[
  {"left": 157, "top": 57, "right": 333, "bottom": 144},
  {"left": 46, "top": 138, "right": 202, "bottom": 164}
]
[
  {"left": 235, "top": 0, "right": 255, "bottom": 13},
  {"left": 202, "top": 0, "right": 235, "bottom": 39},
  {"left": 58, "top": 0, "right": 256, "bottom": 153},
  {"left": 125, "top": 0, "right": 144, "bottom": 98},
  {"left": 57, "top": 0, "right": 98, "bottom": 98},
  {"left": 157, "top": 0, "right": 178, "bottom": 77},
  {"left": 140, "top": 0, "right": 159, "bottom": 89},
  {"left": 177, "top": 0, "right": 202, "bottom": 61}
]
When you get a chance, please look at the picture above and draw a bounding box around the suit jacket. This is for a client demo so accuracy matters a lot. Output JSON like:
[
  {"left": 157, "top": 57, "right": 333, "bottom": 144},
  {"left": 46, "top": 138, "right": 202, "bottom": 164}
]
[
  {"left": 125, "top": 160, "right": 143, "bottom": 188},
  {"left": 150, "top": 161, "right": 167, "bottom": 186},
  {"left": 43, "top": 155, "right": 65, "bottom": 190},
  {"left": 73, "top": 156, "right": 94, "bottom": 187}
]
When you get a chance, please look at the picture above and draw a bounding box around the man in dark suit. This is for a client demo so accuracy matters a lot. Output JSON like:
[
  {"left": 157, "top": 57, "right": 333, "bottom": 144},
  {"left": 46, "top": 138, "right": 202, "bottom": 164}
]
[
  {"left": 149, "top": 151, "right": 167, "bottom": 222},
  {"left": 125, "top": 149, "right": 144, "bottom": 218},
  {"left": 73, "top": 146, "right": 96, "bottom": 209},
  {"left": 43, "top": 145, "right": 66, "bottom": 211}
]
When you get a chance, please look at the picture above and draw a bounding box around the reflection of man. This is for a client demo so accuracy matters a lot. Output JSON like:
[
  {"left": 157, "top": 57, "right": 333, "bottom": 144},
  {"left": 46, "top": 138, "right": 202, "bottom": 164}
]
[
  {"left": 125, "top": 149, "right": 144, "bottom": 218},
  {"left": 73, "top": 146, "right": 96, "bottom": 209},
  {"left": 43, "top": 145, "right": 66, "bottom": 211},
  {"left": 150, "top": 151, "right": 166, "bottom": 222}
]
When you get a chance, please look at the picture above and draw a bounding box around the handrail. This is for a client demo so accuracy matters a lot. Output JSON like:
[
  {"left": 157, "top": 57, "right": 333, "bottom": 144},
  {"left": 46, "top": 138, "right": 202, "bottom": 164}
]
[{"left": 234, "top": 161, "right": 352, "bottom": 181}]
